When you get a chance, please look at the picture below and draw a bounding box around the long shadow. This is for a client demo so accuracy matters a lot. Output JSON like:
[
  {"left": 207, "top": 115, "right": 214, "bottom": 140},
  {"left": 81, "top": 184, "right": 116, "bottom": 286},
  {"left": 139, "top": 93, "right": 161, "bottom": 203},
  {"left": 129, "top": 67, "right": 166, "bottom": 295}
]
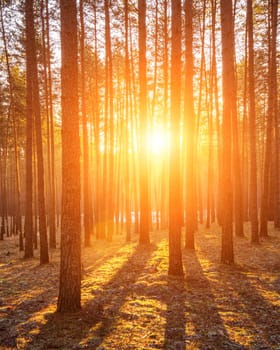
[
  {"left": 27, "top": 242, "right": 157, "bottom": 349},
  {"left": 1, "top": 239, "right": 154, "bottom": 349},
  {"left": 162, "top": 276, "right": 187, "bottom": 350},
  {"left": 0, "top": 258, "right": 59, "bottom": 307},
  {"left": 0, "top": 288, "right": 57, "bottom": 348},
  {"left": 196, "top": 233, "right": 280, "bottom": 349},
  {"left": 0, "top": 259, "right": 57, "bottom": 348},
  {"left": 157, "top": 249, "right": 243, "bottom": 349},
  {"left": 222, "top": 268, "right": 280, "bottom": 348},
  {"left": 0, "top": 258, "right": 60, "bottom": 348},
  {"left": 181, "top": 250, "right": 244, "bottom": 349},
  {"left": 82, "top": 242, "right": 137, "bottom": 276}
]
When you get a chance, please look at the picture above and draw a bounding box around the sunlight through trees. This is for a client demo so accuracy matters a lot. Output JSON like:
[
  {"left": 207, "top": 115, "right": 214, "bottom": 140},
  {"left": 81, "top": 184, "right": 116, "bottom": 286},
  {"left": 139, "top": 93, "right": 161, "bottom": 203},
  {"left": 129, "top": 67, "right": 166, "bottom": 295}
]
[{"left": 0, "top": 0, "right": 279, "bottom": 315}]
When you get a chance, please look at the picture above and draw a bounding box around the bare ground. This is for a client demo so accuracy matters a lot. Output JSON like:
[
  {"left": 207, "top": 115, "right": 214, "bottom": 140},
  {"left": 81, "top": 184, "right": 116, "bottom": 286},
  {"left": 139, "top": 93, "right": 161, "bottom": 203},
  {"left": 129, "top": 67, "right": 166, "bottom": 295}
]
[{"left": 0, "top": 223, "right": 279, "bottom": 350}]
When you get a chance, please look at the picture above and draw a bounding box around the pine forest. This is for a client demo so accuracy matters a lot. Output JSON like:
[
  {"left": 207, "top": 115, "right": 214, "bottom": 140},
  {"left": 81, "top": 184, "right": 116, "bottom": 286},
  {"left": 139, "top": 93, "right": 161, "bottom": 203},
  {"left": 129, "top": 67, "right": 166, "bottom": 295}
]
[{"left": 0, "top": 0, "right": 279, "bottom": 349}]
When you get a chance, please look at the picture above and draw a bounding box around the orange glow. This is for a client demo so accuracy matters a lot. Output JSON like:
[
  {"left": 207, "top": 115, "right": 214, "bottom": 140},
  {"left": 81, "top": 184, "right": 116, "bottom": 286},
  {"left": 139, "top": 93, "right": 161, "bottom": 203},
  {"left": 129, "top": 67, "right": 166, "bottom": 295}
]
[{"left": 146, "top": 125, "right": 169, "bottom": 156}]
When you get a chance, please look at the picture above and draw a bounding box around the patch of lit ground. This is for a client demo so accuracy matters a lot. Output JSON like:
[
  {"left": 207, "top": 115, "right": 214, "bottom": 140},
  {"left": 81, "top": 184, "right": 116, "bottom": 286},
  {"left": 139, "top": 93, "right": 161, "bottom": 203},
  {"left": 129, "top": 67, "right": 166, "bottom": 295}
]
[{"left": 0, "top": 224, "right": 279, "bottom": 349}]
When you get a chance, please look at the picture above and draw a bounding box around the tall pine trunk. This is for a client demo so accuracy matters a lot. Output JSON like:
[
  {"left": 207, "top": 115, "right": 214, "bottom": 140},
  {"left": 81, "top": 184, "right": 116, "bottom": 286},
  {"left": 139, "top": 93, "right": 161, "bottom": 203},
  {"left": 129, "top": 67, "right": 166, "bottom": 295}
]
[
  {"left": 57, "top": 0, "right": 81, "bottom": 313},
  {"left": 24, "top": 0, "right": 34, "bottom": 258},
  {"left": 168, "top": 0, "right": 183, "bottom": 276},
  {"left": 260, "top": 0, "right": 278, "bottom": 237},
  {"left": 220, "top": 0, "right": 234, "bottom": 264},
  {"left": 105, "top": 0, "right": 115, "bottom": 242},
  {"left": 80, "top": 0, "right": 91, "bottom": 247},
  {"left": 184, "top": 0, "right": 196, "bottom": 250},
  {"left": 247, "top": 0, "right": 259, "bottom": 243},
  {"left": 138, "top": 0, "right": 150, "bottom": 244}
]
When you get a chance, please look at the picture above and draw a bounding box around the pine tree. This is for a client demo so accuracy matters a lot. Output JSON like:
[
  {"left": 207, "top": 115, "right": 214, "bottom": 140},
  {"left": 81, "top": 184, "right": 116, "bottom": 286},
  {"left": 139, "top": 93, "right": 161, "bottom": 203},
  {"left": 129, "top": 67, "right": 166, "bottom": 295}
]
[
  {"left": 57, "top": 0, "right": 81, "bottom": 313},
  {"left": 168, "top": 0, "right": 184, "bottom": 276}
]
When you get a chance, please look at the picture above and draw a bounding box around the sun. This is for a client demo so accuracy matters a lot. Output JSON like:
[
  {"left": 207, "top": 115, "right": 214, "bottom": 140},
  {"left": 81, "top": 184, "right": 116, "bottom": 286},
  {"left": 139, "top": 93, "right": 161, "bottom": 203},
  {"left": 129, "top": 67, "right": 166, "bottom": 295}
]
[{"left": 146, "top": 126, "right": 168, "bottom": 156}]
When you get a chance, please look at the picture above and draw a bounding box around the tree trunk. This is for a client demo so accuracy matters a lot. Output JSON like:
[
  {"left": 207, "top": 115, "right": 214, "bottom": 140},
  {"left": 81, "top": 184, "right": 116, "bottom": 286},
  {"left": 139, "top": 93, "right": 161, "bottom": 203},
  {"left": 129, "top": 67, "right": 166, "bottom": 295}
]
[
  {"left": 184, "top": 0, "right": 196, "bottom": 250},
  {"left": 138, "top": 0, "right": 150, "bottom": 244},
  {"left": 57, "top": 0, "right": 81, "bottom": 313},
  {"left": 124, "top": 0, "right": 131, "bottom": 242},
  {"left": 260, "top": 0, "right": 278, "bottom": 237},
  {"left": 247, "top": 0, "right": 259, "bottom": 243},
  {"left": 160, "top": 0, "right": 169, "bottom": 231},
  {"left": 168, "top": 0, "right": 183, "bottom": 276},
  {"left": 271, "top": 0, "right": 279, "bottom": 228},
  {"left": 0, "top": 0, "right": 22, "bottom": 241},
  {"left": 80, "top": 0, "right": 91, "bottom": 247},
  {"left": 24, "top": 0, "right": 34, "bottom": 259},
  {"left": 105, "top": 0, "right": 115, "bottom": 242},
  {"left": 43, "top": 0, "right": 56, "bottom": 249},
  {"left": 220, "top": 0, "right": 234, "bottom": 264}
]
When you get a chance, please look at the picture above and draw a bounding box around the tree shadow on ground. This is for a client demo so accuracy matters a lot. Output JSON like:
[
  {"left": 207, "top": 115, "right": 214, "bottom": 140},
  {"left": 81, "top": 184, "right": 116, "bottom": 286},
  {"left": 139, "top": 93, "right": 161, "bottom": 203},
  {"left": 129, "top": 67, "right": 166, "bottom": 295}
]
[
  {"left": 223, "top": 268, "right": 280, "bottom": 348},
  {"left": 0, "top": 288, "right": 57, "bottom": 349},
  {"left": 162, "top": 276, "right": 187, "bottom": 350},
  {"left": 155, "top": 249, "right": 244, "bottom": 350},
  {"left": 82, "top": 239, "right": 133, "bottom": 274},
  {"left": 26, "top": 242, "right": 157, "bottom": 349},
  {"left": 181, "top": 250, "right": 244, "bottom": 350},
  {"left": 197, "top": 233, "right": 280, "bottom": 349},
  {"left": 0, "top": 260, "right": 59, "bottom": 348}
]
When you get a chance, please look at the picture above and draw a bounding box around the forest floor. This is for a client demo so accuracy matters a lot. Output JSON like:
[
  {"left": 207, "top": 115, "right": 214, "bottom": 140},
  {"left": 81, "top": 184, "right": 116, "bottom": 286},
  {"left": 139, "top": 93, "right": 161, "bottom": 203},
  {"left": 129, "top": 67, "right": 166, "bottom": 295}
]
[{"left": 0, "top": 223, "right": 279, "bottom": 350}]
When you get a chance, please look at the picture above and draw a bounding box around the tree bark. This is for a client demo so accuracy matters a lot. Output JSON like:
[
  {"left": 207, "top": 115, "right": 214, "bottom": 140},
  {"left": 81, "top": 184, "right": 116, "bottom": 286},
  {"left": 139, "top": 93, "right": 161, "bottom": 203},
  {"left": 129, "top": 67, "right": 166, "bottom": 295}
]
[
  {"left": 247, "top": 0, "right": 259, "bottom": 243},
  {"left": 220, "top": 0, "right": 234, "bottom": 264},
  {"left": 168, "top": 0, "right": 183, "bottom": 276},
  {"left": 184, "top": 0, "right": 196, "bottom": 250},
  {"left": 57, "top": 0, "right": 81, "bottom": 313},
  {"left": 138, "top": 0, "right": 150, "bottom": 244},
  {"left": 80, "top": 0, "right": 91, "bottom": 247},
  {"left": 24, "top": 0, "right": 35, "bottom": 259}
]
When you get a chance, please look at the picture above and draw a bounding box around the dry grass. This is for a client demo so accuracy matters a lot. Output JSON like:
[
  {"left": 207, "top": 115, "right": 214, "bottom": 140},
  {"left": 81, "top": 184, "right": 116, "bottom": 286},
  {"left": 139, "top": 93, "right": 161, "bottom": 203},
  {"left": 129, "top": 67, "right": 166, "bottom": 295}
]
[{"left": 0, "top": 223, "right": 279, "bottom": 349}]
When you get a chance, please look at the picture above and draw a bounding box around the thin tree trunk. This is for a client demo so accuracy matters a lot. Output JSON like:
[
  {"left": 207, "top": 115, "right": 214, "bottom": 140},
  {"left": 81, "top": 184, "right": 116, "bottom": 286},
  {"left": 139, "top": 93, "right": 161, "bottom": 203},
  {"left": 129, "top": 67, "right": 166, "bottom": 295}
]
[
  {"left": 92, "top": 0, "right": 102, "bottom": 240},
  {"left": 105, "top": 0, "right": 115, "bottom": 242},
  {"left": 138, "top": 0, "right": 150, "bottom": 244},
  {"left": 160, "top": 0, "right": 169, "bottom": 230},
  {"left": 44, "top": 0, "right": 56, "bottom": 248},
  {"left": 242, "top": 24, "right": 249, "bottom": 223},
  {"left": 247, "top": 0, "right": 259, "bottom": 243},
  {"left": 28, "top": 0, "right": 49, "bottom": 264},
  {"left": 80, "top": 0, "right": 91, "bottom": 247},
  {"left": 220, "top": 0, "right": 234, "bottom": 264},
  {"left": 24, "top": 0, "right": 34, "bottom": 258},
  {"left": 0, "top": 0, "right": 22, "bottom": 241},
  {"left": 168, "top": 0, "right": 183, "bottom": 276},
  {"left": 0, "top": 131, "right": 9, "bottom": 241},
  {"left": 184, "top": 0, "right": 196, "bottom": 249},
  {"left": 260, "top": 0, "right": 278, "bottom": 237},
  {"left": 124, "top": 0, "right": 131, "bottom": 242}
]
